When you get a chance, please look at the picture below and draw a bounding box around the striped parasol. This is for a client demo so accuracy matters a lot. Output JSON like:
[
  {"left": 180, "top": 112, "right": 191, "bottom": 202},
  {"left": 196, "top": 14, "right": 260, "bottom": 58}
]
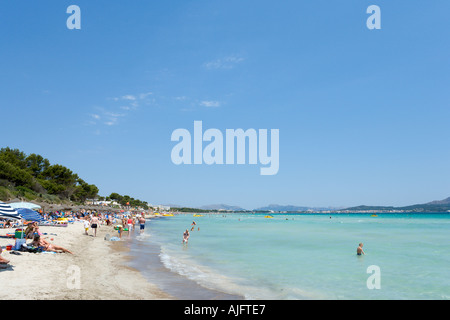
[{"left": 0, "top": 201, "right": 22, "bottom": 220}]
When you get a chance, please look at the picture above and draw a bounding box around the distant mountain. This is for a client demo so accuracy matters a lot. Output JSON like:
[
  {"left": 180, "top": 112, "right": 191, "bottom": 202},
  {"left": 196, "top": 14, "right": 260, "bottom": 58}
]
[
  {"left": 344, "top": 196, "right": 450, "bottom": 212},
  {"left": 167, "top": 196, "right": 450, "bottom": 213},
  {"left": 199, "top": 204, "right": 247, "bottom": 211},
  {"left": 342, "top": 205, "right": 395, "bottom": 211},
  {"left": 426, "top": 197, "right": 450, "bottom": 206}
]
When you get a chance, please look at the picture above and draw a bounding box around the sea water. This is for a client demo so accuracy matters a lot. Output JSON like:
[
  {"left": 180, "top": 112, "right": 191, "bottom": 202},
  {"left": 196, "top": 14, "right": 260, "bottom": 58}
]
[{"left": 127, "top": 213, "right": 450, "bottom": 300}]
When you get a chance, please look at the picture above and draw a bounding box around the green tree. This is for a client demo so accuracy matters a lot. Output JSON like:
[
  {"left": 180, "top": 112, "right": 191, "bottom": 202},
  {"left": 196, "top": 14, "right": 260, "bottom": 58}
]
[
  {"left": 41, "top": 164, "right": 79, "bottom": 186},
  {"left": 0, "top": 160, "right": 35, "bottom": 189},
  {"left": 72, "top": 182, "right": 99, "bottom": 202},
  {"left": 109, "top": 192, "right": 123, "bottom": 202},
  {"left": 0, "top": 147, "right": 28, "bottom": 169},
  {"left": 26, "top": 153, "right": 50, "bottom": 177}
]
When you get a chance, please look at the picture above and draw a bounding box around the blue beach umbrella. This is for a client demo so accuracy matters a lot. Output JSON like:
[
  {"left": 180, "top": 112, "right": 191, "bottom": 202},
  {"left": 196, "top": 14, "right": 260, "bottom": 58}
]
[
  {"left": 16, "top": 208, "right": 43, "bottom": 222},
  {"left": 0, "top": 201, "right": 22, "bottom": 220}
]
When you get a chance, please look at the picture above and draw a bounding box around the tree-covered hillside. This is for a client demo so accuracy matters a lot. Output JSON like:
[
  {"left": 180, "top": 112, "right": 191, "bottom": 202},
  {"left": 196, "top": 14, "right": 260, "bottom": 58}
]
[{"left": 0, "top": 147, "right": 99, "bottom": 203}]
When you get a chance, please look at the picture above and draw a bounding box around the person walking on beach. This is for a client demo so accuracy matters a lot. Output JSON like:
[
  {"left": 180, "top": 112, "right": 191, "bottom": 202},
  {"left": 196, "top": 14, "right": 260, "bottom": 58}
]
[
  {"left": 127, "top": 216, "right": 133, "bottom": 236},
  {"left": 91, "top": 214, "right": 99, "bottom": 237},
  {"left": 357, "top": 243, "right": 365, "bottom": 256},
  {"left": 84, "top": 218, "right": 90, "bottom": 235}
]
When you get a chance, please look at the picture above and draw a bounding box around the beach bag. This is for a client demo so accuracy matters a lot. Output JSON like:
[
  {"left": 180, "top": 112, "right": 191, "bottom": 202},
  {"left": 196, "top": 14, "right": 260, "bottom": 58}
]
[{"left": 25, "top": 245, "right": 43, "bottom": 253}]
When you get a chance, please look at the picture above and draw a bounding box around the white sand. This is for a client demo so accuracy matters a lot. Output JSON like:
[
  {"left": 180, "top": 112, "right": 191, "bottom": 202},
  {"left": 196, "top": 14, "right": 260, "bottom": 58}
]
[{"left": 0, "top": 222, "right": 173, "bottom": 300}]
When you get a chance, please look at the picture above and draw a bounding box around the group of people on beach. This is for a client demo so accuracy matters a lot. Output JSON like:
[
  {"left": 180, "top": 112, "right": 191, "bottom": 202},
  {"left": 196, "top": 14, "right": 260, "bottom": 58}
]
[
  {"left": 0, "top": 220, "right": 19, "bottom": 229},
  {"left": 78, "top": 210, "right": 147, "bottom": 239},
  {"left": 0, "top": 209, "right": 149, "bottom": 269},
  {"left": 0, "top": 220, "right": 74, "bottom": 266},
  {"left": 114, "top": 215, "right": 146, "bottom": 239},
  {"left": 83, "top": 213, "right": 101, "bottom": 237},
  {"left": 80, "top": 210, "right": 149, "bottom": 242}
]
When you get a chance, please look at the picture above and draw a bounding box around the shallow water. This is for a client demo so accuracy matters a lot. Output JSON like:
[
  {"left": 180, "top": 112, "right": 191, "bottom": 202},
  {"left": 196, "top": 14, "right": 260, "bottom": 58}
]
[{"left": 128, "top": 213, "right": 450, "bottom": 300}]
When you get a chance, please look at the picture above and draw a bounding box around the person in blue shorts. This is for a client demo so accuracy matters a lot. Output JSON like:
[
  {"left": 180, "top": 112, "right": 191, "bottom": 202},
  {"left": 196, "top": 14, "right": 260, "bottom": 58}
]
[{"left": 139, "top": 216, "right": 146, "bottom": 233}]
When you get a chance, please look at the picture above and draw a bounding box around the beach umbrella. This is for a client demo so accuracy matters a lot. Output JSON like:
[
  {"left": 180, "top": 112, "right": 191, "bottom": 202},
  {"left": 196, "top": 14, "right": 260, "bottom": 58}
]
[
  {"left": 9, "top": 202, "right": 41, "bottom": 210},
  {"left": 0, "top": 201, "right": 22, "bottom": 220},
  {"left": 16, "top": 208, "right": 44, "bottom": 222}
]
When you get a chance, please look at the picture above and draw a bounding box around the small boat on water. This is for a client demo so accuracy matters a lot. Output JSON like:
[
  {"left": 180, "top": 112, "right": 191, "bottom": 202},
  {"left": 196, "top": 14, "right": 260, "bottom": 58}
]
[
  {"left": 264, "top": 215, "right": 274, "bottom": 218},
  {"left": 193, "top": 214, "right": 203, "bottom": 217}
]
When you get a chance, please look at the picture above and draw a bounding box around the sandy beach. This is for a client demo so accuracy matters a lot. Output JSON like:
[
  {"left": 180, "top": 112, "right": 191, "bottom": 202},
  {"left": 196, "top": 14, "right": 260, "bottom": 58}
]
[{"left": 0, "top": 222, "right": 173, "bottom": 300}]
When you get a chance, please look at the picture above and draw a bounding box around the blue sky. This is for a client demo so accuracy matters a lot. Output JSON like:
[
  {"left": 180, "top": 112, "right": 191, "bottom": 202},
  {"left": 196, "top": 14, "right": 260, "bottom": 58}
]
[{"left": 1, "top": 1, "right": 449, "bottom": 209}]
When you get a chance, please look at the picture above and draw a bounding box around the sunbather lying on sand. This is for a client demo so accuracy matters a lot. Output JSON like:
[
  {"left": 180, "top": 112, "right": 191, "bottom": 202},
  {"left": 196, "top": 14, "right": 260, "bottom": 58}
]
[{"left": 31, "top": 234, "right": 73, "bottom": 254}]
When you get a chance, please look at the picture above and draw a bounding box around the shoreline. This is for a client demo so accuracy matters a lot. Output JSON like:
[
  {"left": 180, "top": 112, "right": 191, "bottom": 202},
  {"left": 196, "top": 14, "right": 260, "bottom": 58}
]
[
  {"left": 0, "top": 222, "right": 173, "bottom": 300},
  {"left": 125, "top": 226, "right": 244, "bottom": 300}
]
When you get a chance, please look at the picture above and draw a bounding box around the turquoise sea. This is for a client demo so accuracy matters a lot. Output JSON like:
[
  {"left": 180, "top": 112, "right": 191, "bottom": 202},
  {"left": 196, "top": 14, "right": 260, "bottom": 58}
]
[{"left": 126, "top": 213, "right": 450, "bottom": 300}]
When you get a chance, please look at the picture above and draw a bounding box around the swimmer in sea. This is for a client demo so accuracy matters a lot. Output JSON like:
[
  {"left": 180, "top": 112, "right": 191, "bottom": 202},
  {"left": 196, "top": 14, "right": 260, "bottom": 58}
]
[{"left": 357, "top": 243, "right": 365, "bottom": 256}]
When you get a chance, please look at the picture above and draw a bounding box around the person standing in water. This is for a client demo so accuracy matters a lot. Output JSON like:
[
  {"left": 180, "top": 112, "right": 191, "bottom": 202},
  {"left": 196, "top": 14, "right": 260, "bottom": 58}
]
[
  {"left": 127, "top": 216, "right": 134, "bottom": 235},
  {"left": 139, "top": 215, "right": 146, "bottom": 234},
  {"left": 182, "top": 229, "right": 190, "bottom": 244},
  {"left": 357, "top": 243, "right": 365, "bottom": 256}
]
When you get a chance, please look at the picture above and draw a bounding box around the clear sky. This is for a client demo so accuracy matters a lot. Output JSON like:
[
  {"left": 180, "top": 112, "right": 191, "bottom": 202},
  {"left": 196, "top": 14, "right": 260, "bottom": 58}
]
[{"left": 1, "top": 1, "right": 449, "bottom": 209}]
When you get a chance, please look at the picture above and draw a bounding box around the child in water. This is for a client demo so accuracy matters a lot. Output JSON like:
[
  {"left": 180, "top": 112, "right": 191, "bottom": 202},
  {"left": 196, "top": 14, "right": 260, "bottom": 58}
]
[{"left": 117, "top": 225, "right": 123, "bottom": 239}]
